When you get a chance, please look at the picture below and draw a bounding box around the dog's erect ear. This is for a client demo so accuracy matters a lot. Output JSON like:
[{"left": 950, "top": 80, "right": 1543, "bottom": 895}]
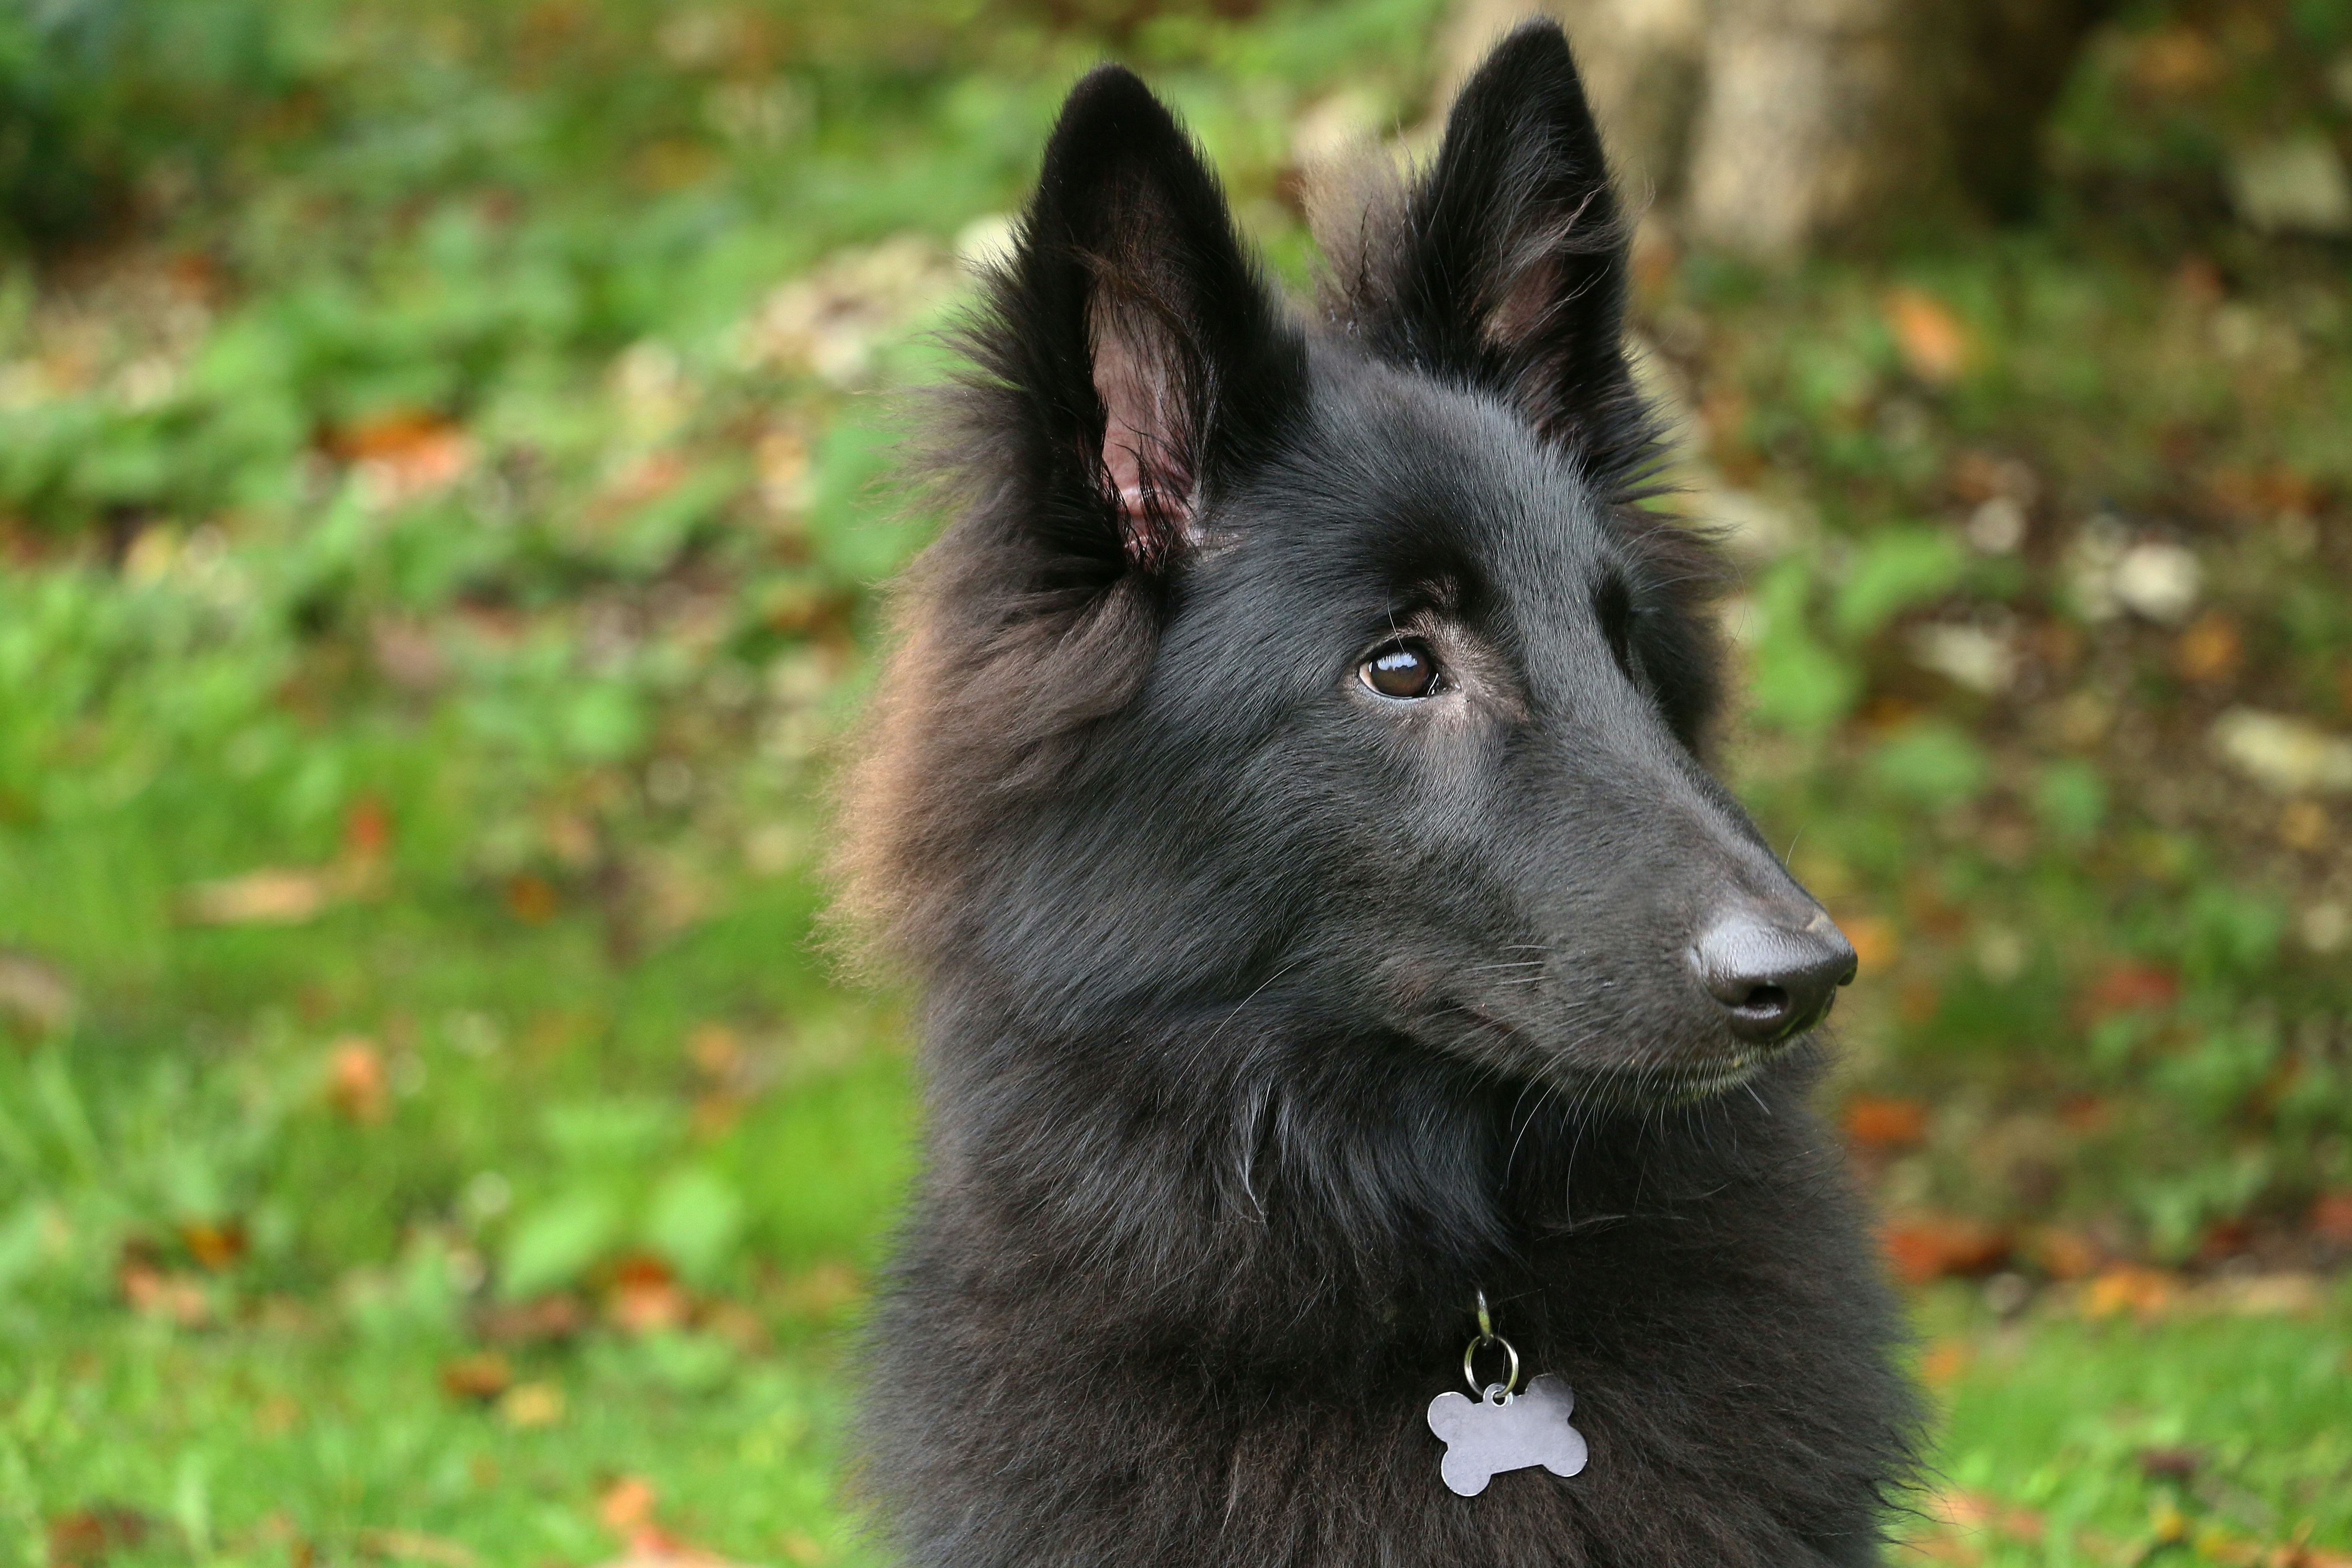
[
  {"left": 1332, "top": 22, "right": 1650, "bottom": 484},
  {"left": 980, "top": 66, "right": 1302, "bottom": 576}
]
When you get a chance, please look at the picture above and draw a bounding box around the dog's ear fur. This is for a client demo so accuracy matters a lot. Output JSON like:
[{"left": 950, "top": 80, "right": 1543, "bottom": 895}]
[
  {"left": 974, "top": 65, "right": 1304, "bottom": 579},
  {"left": 1324, "top": 21, "right": 1654, "bottom": 490}
]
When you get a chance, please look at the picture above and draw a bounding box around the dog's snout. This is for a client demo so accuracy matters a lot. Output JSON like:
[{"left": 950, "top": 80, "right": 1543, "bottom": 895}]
[{"left": 1690, "top": 910, "right": 1858, "bottom": 1045}]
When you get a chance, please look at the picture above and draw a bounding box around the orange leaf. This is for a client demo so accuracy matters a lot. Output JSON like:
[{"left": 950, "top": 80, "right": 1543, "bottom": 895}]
[
  {"left": 179, "top": 1219, "right": 248, "bottom": 1271},
  {"left": 1845, "top": 1096, "right": 1930, "bottom": 1150},
  {"left": 438, "top": 1352, "right": 513, "bottom": 1403},
  {"left": 48, "top": 1505, "right": 157, "bottom": 1568},
  {"left": 2312, "top": 1191, "right": 2352, "bottom": 1246},
  {"left": 327, "top": 1037, "right": 388, "bottom": 1124},
  {"left": 183, "top": 868, "right": 333, "bottom": 926},
  {"left": 1886, "top": 288, "right": 1973, "bottom": 385},
  {"left": 2081, "top": 1265, "right": 2180, "bottom": 1321},
  {"left": 1883, "top": 1218, "right": 2011, "bottom": 1285},
  {"left": 343, "top": 796, "right": 394, "bottom": 862},
  {"left": 1919, "top": 1339, "right": 1972, "bottom": 1388},
  {"left": 598, "top": 1476, "right": 659, "bottom": 1534},
  {"left": 2081, "top": 963, "right": 2178, "bottom": 1021},
  {"left": 1840, "top": 915, "right": 1902, "bottom": 975},
  {"left": 505, "top": 873, "right": 560, "bottom": 924}
]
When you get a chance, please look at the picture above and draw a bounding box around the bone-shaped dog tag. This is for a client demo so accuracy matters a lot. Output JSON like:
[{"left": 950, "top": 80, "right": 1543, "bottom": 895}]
[{"left": 1427, "top": 1373, "right": 1589, "bottom": 1498}]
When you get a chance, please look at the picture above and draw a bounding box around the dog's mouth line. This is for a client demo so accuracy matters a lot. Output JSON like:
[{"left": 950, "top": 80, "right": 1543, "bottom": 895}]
[{"left": 1436, "top": 997, "right": 1800, "bottom": 1104}]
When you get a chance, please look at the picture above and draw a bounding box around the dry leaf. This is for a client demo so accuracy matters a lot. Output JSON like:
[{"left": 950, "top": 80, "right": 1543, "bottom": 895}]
[
  {"left": 498, "top": 1381, "right": 565, "bottom": 1428},
  {"left": 609, "top": 1258, "right": 689, "bottom": 1336},
  {"left": 1886, "top": 289, "right": 1973, "bottom": 385},
  {"left": 119, "top": 1260, "right": 211, "bottom": 1326},
  {"left": 598, "top": 1477, "right": 660, "bottom": 1535},
  {"left": 504, "top": 873, "right": 561, "bottom": 923},
  {"left": 1883, "top": 1218, "right": 2011, "bottom": 1285},
  {"left": 474, "top": 1293, "right": 587, "bottom": 1346},
  {"left": 2080, "top": 963, "right": 2179, "bottom": 1021},
  {"left": 48, "top": 1504, "right": 158, "bottom": 1568},
  {"left": 1838, "top": 914, "right": 1902, "bottom": 973},
  {"left": 328, "top": 1038, "right": 389, "bottom": 1124},
  {"left": 2312, "top": 1191, "right": 2352, "bottom": 1246},
  {"left": 2081, "top": 1265, "right": 2180, "bottom": 1320},
  {"left": 1844, "top": 1096, "right": 1930, "bottom": 1150},
  {"left": 2175, "top": 612, "right": 2244, "bottom": 684},
  {"left": 438, "top": 1352, "right": 513, "bottom": 1402},
  {"left": 179, "top": 1218, "right": 248, "bottom": 1271},
  {"left": 330, "top": 410, "right": 475, "bottom": 506},
  {"left": 184, "top": 868, "right": 333, "bottom": 926},
  {"left": 1919, "top": 1339, "right": 1972, "bottom": 1388},
  {"left": 0, "top": 948, "right": 75, "bottom": 1032}
]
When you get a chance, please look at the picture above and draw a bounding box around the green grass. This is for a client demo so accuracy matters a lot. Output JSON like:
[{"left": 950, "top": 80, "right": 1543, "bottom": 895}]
[{"left": 1922, "top": 1287, "right": 2352, "bottom": 1563}]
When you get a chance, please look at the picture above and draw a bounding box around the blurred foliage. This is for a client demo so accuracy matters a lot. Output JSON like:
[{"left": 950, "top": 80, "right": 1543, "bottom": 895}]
[{"left": 0, "top": 0, "right": 2349, "bottom": 1561}]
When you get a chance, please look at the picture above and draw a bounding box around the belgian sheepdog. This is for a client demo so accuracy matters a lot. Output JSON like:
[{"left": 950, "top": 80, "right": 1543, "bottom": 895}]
[{"left": 839, "top": 21, "right": 1920, "bottom": 1566}]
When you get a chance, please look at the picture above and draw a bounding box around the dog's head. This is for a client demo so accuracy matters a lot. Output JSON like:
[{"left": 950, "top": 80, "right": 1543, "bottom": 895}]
[{"left": 844, "top": 22, "right": 1853, "bottom": 1105}]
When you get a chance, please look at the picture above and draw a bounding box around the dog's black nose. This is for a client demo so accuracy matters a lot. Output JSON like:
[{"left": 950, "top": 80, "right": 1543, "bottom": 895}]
[{"left": 1692, "top": 911, "right": 1858, "bottom": 1044}]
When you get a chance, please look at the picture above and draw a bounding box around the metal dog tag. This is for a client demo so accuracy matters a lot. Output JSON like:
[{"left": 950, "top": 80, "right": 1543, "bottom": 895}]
[
  {"left": 1430, "top": 1295, "right": 1587, "bottom": 1498},
  {"left": 1428, "top": 1374, "right": 1589, "bottom": 1497}
]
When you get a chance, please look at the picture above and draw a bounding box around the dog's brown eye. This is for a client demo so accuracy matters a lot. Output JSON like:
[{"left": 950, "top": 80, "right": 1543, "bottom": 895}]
[{"left": 1361, "top": 640, "right": 1441, "bottom": 700}]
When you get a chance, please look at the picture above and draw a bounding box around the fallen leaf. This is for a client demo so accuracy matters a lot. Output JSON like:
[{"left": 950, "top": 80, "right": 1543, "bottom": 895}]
[
  {"left": 2130, "top": 27, "right": 2221, "bottom": 93},
  {"left": 2204, "top": 1272, "right": 2322, "bottom": 1317},
  {"left": 330, "top": 410, "right": 475, "bottom": 505},
  {"left": 775, "top": 1260, "right": 862, "bottom": 1318},
  {"left": 1883, "top": 1218, "right": 2011, "bottom": 1285},
  {"left": 588, "top": 1475, "right": 777, "bottom": 1565},
  {"left": 473, "top": 1293, "right": 588, "bottom": 1345},
  {"left": 2175, "top": 612, "right": 2243, "bottom": 684},
  {"left": 0, "top": 948, "right": 75, "bottom": 1032},
  {"left": 1926, "top": 1488, "right": 2048, "bottom": 1543},
  {"left": 498, "top": 1380, "right": 565, "bottom": 1428},
  {"left": 1919, "top": 1339, "right": 1972, "bottom": 1387},
  {"left": 2279, "top": 799, "right": 2331, "bottom": 851},
  {"left": 1886, "top": 288, "right": 1974, "bottom": 384},
  {"left": 609, "top": 1253, "right": 690, "bottom": 1336},
  {"left": 598, "top": 1476, "right": 660, "bottom": 1536},
  {"left": 179, "top": 1218, "right": 248, "bottom": 1271},
  {"left": 505, "top": 873, "right": 561, "bottom": 923},
  {"left": 344, "top": 796, "right": 394, "bottom": 862},
  {"left": 327, "top": 1038, "right": 389, "bottom": 1124},
  {"left": 1844, "top": 1096, "right": 1930, "bottom": 1150},
  {"left": 48, "top": 1504, "right": 158, "bottom": 1568},
  {"left": 118, "top": 1246, "right": 211, "bottom": 1326},
  {"left": 438, "top": 1352, "right": 513, "bottom": 1403},
  {"left": 2026, "top": 1227, "right": 2104, "bottom": 1280},
  {"left": 184, "top": 868, "right": 333, "bottom": 926},
  {"left": 1840, "top": 915, "right": 1901, "bottom": 974},
  {"left": 2081, "top": 963, "right": 2178, "bottom": 1021},
  {"left": 2082, "top": 1265, "right": 2180, "bottom": 1320}
]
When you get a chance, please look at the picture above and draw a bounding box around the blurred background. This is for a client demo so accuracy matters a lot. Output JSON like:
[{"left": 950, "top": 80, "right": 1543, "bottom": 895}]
[{"left": 0, "top": 0, "right": 2346, "bottom": 1562}]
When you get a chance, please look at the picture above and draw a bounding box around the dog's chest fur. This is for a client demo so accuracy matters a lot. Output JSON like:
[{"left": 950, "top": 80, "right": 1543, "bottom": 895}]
[{"left": 862, "top": 1050, "right": 1908, "bottom": 1568}]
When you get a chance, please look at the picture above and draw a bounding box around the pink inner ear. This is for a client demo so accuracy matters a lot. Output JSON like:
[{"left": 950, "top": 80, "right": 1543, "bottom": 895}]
[{"left": 1092, "top": 313, "right": 1192, "bottom": 563}]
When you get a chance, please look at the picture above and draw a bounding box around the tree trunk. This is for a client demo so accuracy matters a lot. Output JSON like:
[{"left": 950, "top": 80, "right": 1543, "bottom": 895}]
[{"left": 1437, "top": 0, "right": 2116, "bottom": 259}]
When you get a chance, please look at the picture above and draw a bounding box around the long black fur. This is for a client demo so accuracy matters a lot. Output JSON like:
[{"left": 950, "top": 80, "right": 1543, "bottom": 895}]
[{"left": 839, "top": 23, "right": 1921, "bottom": 1566}]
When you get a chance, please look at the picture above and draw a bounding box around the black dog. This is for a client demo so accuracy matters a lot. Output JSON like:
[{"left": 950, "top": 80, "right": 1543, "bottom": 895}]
[{"left": 839, "top": 21, "right": 1919, "bottom": 1565}]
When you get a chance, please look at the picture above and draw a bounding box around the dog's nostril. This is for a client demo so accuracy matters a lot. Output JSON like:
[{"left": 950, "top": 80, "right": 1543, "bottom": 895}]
[{"left": 1691, "top": 913, "right": 1858, "bottom": 1046}]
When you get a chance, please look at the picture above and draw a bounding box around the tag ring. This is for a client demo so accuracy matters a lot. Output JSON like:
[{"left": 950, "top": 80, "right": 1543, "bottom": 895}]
[{"left": 1463, "top": 1330, "right": 1520, "bottom": 1398}]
